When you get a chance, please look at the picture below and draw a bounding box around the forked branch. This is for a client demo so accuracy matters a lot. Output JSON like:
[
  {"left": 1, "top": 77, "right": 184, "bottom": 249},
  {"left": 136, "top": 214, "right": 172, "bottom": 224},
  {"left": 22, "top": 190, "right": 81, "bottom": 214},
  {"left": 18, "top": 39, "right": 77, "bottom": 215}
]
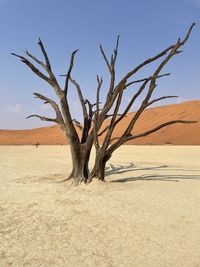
[
  {"left": 33, "top": 92, "right": 65, "bottom": 127},
  {"left": 11, "top": 53, "right": 50, "bottom": 83}
]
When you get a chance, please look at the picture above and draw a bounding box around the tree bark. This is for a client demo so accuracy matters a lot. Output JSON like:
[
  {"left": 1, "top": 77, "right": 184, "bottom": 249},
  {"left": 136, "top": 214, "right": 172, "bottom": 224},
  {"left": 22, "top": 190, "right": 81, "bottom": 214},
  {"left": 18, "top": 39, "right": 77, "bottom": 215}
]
[
  {"left": 91, "top": 151, "right": 111, "bottom": 181},
  {"left": 66, "top": 141, "right": 92, "bottom": 185}
]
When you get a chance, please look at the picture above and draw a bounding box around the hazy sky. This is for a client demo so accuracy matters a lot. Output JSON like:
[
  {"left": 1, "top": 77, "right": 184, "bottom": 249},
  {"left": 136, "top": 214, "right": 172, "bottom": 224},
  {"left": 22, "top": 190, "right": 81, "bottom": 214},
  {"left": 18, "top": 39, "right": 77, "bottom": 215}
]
[{"left": 0, "top": 0, "right": 199, "bottom": 129}]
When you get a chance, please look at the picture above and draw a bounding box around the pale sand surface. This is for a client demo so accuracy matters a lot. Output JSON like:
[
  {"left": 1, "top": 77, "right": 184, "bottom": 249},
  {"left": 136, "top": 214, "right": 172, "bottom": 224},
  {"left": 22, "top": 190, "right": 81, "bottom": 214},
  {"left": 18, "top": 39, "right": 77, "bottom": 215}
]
[{"left": 0, "top": 145, "right": 200, "bottom": 266}]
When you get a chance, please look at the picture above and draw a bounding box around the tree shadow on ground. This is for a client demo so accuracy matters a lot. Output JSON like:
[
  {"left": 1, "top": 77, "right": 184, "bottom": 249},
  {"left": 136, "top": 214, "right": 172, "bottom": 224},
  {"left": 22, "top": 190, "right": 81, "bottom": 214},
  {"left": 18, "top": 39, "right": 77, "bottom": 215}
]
[
  {"left": 105, "top": 163, "right": 200, "bottom": 183},
  {"left": 111, "top": 174, "right": 200, "bottom": 183},
  {"left": 105, "top": 163, "right": 168, "bottom": 176}
]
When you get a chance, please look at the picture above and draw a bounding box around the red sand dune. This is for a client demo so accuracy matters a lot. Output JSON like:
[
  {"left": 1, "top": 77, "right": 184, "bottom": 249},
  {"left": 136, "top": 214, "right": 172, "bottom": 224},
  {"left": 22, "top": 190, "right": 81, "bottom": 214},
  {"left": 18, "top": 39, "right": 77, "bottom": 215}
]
[{"left": 0, "top": 100, "right": 200, "bottom": 145}]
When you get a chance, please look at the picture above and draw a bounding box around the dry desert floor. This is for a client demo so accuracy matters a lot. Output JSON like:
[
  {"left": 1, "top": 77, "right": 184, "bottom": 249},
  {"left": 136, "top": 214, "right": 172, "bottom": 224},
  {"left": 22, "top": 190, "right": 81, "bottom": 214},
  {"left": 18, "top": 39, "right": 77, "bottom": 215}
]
[{"left": 0, "top": 145, "right": 200, "bottom": 267}]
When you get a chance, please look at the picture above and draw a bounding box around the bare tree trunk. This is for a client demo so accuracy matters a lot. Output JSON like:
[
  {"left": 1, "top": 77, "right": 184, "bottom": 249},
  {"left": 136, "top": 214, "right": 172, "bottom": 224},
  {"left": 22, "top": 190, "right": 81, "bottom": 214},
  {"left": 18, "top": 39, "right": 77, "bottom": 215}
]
[
  {"left": 91, "top": 151, "right": 111, "bottom": 181},
  {"left": 66, "top": 141, "right": 92, "bottom": 184}
]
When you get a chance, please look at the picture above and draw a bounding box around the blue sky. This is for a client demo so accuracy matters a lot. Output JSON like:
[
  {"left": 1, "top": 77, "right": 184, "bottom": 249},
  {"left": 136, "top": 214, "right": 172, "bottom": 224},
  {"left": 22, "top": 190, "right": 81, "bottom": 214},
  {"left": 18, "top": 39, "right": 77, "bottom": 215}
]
[{"left": 0, "top": 0, "right": 199, "bottom": 129}]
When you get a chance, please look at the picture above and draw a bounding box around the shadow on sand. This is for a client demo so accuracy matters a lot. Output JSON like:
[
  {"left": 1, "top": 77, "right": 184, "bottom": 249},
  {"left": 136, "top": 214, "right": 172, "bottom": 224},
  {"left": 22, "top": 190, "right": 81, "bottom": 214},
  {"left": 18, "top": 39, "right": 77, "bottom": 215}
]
[{"left": 105, "top": 163, "right": 200, "bottom": 183}]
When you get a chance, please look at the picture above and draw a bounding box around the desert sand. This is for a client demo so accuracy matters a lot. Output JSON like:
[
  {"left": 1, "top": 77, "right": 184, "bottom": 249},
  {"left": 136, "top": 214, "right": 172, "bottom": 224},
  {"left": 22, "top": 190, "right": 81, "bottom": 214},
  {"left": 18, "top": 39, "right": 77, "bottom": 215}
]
[
  {"left": 0, "top": 145, "right": 200, "bottom": 266},
  {"left": 0, "top": 100, "right": 200, "bottom": 145}
]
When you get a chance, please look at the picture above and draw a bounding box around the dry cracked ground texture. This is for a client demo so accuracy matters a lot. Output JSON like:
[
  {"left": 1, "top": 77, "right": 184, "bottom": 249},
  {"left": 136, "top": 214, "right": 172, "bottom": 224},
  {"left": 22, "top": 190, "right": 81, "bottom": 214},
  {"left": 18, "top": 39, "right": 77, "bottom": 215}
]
[
  {"left": 0, "top": 178, "right": 141, "bottom": 267},
  {"left": 0, "top": 146, "right": 200, "bottom": 266}
]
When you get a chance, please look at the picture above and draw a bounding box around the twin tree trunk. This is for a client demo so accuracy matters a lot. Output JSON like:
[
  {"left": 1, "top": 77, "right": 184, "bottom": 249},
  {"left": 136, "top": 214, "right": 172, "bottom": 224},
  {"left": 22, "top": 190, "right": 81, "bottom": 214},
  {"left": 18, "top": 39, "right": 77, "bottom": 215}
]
[{"left": 68, "top": 140, "right": 110, "bottom": 183}]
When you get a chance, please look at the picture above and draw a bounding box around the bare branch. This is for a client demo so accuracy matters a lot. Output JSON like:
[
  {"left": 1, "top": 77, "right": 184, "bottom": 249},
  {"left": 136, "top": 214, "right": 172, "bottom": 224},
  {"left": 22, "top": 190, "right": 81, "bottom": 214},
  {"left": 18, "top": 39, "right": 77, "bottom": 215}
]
[
  {"left": 11, "top": 53, "right": 50, "bottom": 83},
  {"left": 107, "top": 120, "right": 197, "bottom": 156},
  {"left": 92, "top": 101, "right": 102, "bottom": 108},
  {"left": 125, "top": 73, "right": 171, "bottom": 88},
  {"left": 100, "top": 45, "right": 111, "bottom": 72},
  {"left": 37, "top": 39, "right": 62, "bottom": 90},
  {"left": 85, "top": 99, "right": 93, "bottom": 119},
  {"left": 77, "top": 99, "right": 93, "bottom": 143},
  {"left": 99, "top": 55, "right": 172, "bottom": 124},
  {"left": 121, "top": 46, "right": 175, "bottom": 84},
  {"left": 93, "top": 75, "right": 103, "bottom": 148},
  {"left": 100, "top": 35, "right": 120, "bottom": 72},
  {"left": 26, "top": 114, "right": 57, "bottom": 122},
  {"left": 69, "top": 77, "right": 94, "bottom": 143},
  {"left": 147, "top": 95, "right": 179, "bottom": 107},
  {"left": 101, "top": 91, "right": 124, "bottom": 150},
  {"left": 113, "top": 78, "right": 150, "bottom": 128},
  {"left": 109, "top": 136, "right": 120, "bottom": 144},
  {"left": 33, "top": 92, "right": 65, "bottom": 126},
  {"left": 69, "top": 77, "right": 88, "bottom": 118},
  {"left": 38, "top": 38, "right": 52, "bottom": 72},
  {"left": 97, "top": 125, "right": 109, "bottom": 137},
  {"left": 11, "top": 51, "right": 62, "bottom": 97},
  {"left": 181, "top": 22, "right": 195, "bottom": 45},
  {"left": 128, "top": 120, "right": 197, "bottom": 140},
  {"left": 72, "top": 119, "right": 83, "bottom": 130},
  {"left": 22, "top": 38, "right": 53, "bottom": 76},
  {"left": 121, "top": 35, "right": 189, "bottom": 138},
  {"left": 64, "top": 49, "right": 79, "bottom": 95},
  {"left": 95, "top": 37, "right": 121, "bottom": 122},
  {"left": 116, "top": 23, "right": 195, "bottom": 87},
  {"left": 113, "top": 35, "right": 120, "bottom": 64},
  {"left": 106, "top": 113, "right": 122, "bottom": 119},
  {"left": 108, "top": 36, "right": 120, "bottom": 97},
  {"left": 95, "top": 75, "right": 103, "bottom": 116},
  {"left": 99, "top": 36, "right": 120, "bottom": 110},
  {"left": 24, "top": 49, "right": 46, "bottom": 69},
  {"left": 92, "top": 108, "right": 103, "bottom": 114}
]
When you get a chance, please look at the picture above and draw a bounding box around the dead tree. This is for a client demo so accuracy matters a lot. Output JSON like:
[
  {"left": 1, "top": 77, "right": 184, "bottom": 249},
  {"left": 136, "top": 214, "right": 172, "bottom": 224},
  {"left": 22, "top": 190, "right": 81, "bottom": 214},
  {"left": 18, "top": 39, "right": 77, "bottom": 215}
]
[{"left": 12, "top": 23, "right": 196, "bottom": 184}]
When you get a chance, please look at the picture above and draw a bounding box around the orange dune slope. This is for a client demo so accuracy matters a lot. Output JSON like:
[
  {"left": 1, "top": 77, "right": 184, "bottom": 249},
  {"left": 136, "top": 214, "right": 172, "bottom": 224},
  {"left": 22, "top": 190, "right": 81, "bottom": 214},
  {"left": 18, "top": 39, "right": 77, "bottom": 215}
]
[{"left": 0, "top": 100, "right": 200, "bottom": 145}]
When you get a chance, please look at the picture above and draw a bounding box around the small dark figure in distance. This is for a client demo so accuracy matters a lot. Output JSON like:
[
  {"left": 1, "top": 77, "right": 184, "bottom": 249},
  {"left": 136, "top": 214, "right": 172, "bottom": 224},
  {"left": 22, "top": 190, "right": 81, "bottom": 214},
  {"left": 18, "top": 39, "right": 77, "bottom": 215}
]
[{"left": 35, "top": 143, "right": 40, "bottom": 148}]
